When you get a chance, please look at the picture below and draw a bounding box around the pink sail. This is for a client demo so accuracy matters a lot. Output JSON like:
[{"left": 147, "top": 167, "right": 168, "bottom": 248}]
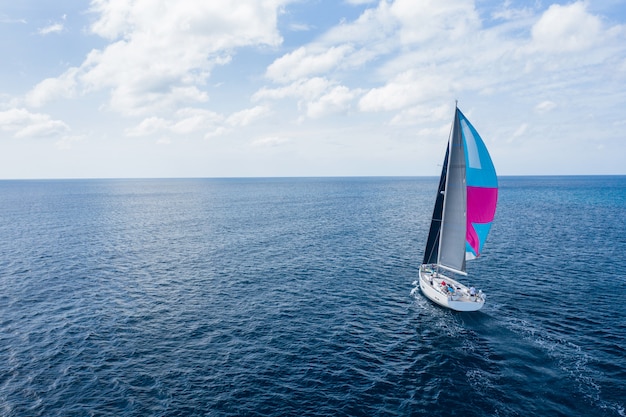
[{"left": 466, "top": 186, "right": 498, "bottom": 257}]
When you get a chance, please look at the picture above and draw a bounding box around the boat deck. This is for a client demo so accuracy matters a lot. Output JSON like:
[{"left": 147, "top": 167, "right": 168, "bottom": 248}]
[{"left": 419, "top": 266, "right": 483, "bottom": 304}]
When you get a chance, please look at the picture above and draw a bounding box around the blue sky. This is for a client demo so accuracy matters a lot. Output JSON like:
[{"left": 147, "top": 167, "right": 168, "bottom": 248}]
[{"left": 1, "top": 0, "right": 625, "bottom": 178}]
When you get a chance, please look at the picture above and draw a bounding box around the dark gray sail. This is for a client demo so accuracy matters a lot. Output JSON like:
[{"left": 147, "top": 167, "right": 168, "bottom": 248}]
[{"left": 422, "top": 146, "right": 449, "bottom": 265}]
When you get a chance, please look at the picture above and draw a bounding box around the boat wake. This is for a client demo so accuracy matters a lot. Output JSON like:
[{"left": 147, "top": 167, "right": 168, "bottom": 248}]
[
  {"left": 410, "top": 286, "right": 624, "bottom": 416},
  {"left": 502, "top": 315, "right": 624, "bottom": 416}
]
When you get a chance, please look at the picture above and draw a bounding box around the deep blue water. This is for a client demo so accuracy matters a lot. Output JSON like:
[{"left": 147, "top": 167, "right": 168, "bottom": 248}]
[{"left": 0, "top": 176, "right": 624, "bottom": 417}]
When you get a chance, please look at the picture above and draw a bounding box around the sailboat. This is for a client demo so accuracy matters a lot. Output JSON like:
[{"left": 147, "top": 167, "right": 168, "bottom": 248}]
[{"left": 418, "top": 104, "right": 498, "bottom": 312}]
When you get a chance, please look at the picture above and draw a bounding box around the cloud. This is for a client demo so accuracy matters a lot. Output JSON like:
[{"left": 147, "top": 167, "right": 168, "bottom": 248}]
[
  {"left": 253, "top": 77, "right": 335, "bottom": 102},
  {"left": 125, "top": 116, "right": 171, "bottom": 137},
  {"left": 512, "top": 123, "right": 528, "bottom": 138},
  {"left": 359, "top": 71, "right": 450, "bottom": 112},
  {"left": 257, "top": 0, "right": 516, "bottom": 121},
  {"left": 266, "top": 45, "right": 354, "bottom": 83},
  {"left": 345, "top": 0, "right": 377, "bottom": 5},
  {"left": 0, "top": 108, "right": 69, "bottom": 138},
  {"left": 535, "top": 101, "right": 556, "bottom": 113},
  {"left": 490, "top": 2, "right": 533, "bottom": 21},
  {"left": 125, "top": 108, "right": 225, "bottom": 138},
  {"left": 37, "top": 14, "right": 66, "bottom": 35},
  {"left": 288, "top": 23, "right": 312, "bottom": 32},
  {"left": 253, "top": 77, "right": 358, "bottom": 119},
  {"left": 306, "top": 86, "right": 357, "bottom": 118},
  {"left": 388, "top": 0, "right": 480, "bottom": 44},
  {"left": 26, "top": 68, "right": 79, "bottom": 107},
  {"left": 170, "top": 108, "right": 224, "bottom": 135},
  {"left": 260, "top": 0, "right": 490, "bottom": 120},
  {"left": 530, "top": 2, "right": 602, "bottom": 53},
  {"left": 0, "top": 16, "right": 27, "bottom": 24},
  {"left": 38, "top": 23, "right": 64, "bottom": 35},
  {"left": 260, "top": 0, "right": 400, "bottom": 99},
  {"left": 126, "top": 105, "right": 268, "bottom": 139},
  {"left": 322, "top": 1, "right": 396, "bottom": 45},
  {"left": 26, "top": 0, "right": 289, "bottom": 115},
  {"left": 389, "top": 103, "right": 450, "bottom": 126},
  {"left": 301, "top": 0, "right": 623, "bottom": 121},
  {"left": 226, "top": 105, "right": 270, "bottom": 127}
]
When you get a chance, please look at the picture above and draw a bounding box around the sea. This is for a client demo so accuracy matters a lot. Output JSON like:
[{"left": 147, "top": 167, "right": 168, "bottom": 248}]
[{"left": 0, "top": 176, "right": 624, "bottom": 417}]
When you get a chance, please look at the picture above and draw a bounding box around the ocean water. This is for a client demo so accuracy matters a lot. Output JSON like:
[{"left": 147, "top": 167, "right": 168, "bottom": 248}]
[{"left": 0, "top": 176, "right": 624, "bottom": 417}]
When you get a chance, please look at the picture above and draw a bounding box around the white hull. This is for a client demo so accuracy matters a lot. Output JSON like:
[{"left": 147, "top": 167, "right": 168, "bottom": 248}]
[{"left": 418, "top": 265, "right": 484, "bottom": 312}]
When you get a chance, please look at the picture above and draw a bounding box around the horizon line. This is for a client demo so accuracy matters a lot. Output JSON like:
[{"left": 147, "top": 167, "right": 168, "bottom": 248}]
[{"left": 1, "top": 174, "right": 625, "bottom": 181}]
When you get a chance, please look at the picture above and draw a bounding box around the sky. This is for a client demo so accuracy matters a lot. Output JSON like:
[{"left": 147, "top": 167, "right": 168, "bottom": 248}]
[{"left": 1, "top": 0, "right": 625, "bottom": 179}]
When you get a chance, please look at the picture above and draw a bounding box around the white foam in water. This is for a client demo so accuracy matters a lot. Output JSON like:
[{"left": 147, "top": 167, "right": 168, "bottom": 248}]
[{"left": 501, "top": 315, "right": 625, "bottom": 414}]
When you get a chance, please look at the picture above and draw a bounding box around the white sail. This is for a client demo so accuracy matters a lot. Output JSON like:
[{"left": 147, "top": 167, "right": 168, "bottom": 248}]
[{"left": 437, "top": 111, "right": 467, "bottom": 275}]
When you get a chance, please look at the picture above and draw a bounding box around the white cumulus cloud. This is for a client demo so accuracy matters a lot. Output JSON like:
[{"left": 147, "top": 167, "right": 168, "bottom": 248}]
[
  {"left": 26, "top": 0, "right": 289, "bottom": 115},
  {"left": 0, "top": 108, "right": 69, "bottom": 138},
  {"left": 306, "top": 86, "right": 357, "bottom": 119},
  {"left": 266, "top": 45, "right": 354, "bottom": 83},
  {"left": 389, "top": 0, "right": 480, "bottom": 44},
  {"left": 253, "top": 77, "right": 334, "bottom": 102},
  {"left": 359, "top": 71, "right": 450, "bottom": 112},
  {"left": 26, "top": 68, "right": 79, "bottom": 107},
  {"left": 530, "top": 2, "right": 602, "bottom": 53},
  {"left": 226, "top": 106, "right": 270, "bottom": 127},
  {"left": 126, "top": 105, "right": 269, "bottom": 139}
]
